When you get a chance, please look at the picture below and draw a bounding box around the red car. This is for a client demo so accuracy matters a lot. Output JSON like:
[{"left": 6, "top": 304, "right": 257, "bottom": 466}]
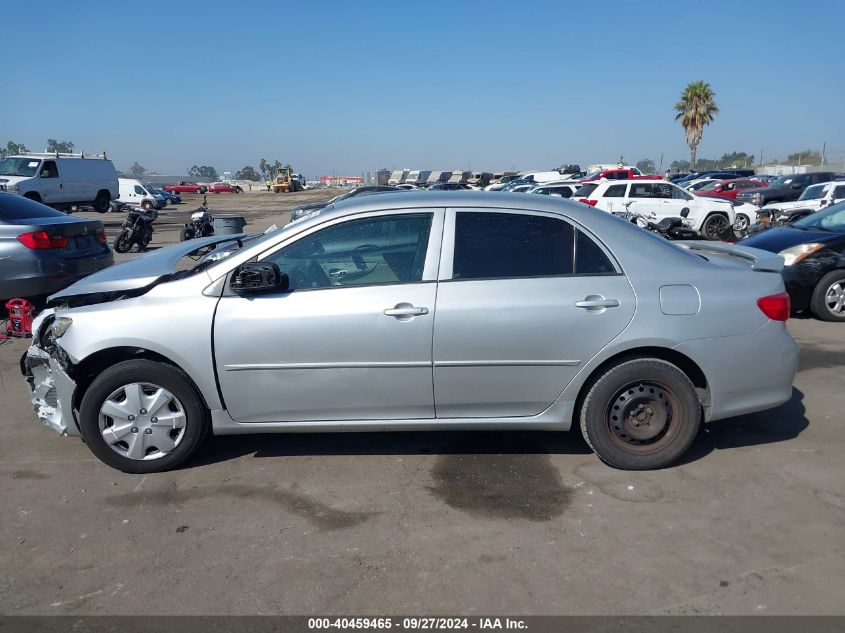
[
  {"left": 164, "top": 181, "right": 207, "bottom": 194},
  {"left": 207, "top": 182, "right": 243, "bottom": 194},
  {"left": 581, "top": 168, "right": 662, "bottom": 182},
  {"left": 695, "top": 179, "right": 766, "bottom": 201}
]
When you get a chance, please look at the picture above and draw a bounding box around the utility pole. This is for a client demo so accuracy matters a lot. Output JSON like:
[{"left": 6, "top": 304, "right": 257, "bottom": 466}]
[{"left": 821, "top": 142, "right": 826, "bottom": 167}]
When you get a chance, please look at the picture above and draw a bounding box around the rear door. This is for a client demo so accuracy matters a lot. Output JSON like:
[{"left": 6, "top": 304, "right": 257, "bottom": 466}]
[{"left": 432, "top": 209, "right": 635, "bottom": 418}]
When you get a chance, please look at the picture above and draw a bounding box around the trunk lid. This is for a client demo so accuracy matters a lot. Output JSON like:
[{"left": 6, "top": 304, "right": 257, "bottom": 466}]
[{"left": 14, "top": 217, "right": 107, "bottom": 259}]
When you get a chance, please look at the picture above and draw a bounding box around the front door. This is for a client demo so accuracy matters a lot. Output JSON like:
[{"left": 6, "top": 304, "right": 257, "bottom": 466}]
[
  {"left": 432, "top": 209, "right": 636, "bottom": 418},
  {"left": 38, "top": 161, "right": 62, "bottom": 203},
  {"left": 214, "top": 210, "right": 442, "bottom": 423}
]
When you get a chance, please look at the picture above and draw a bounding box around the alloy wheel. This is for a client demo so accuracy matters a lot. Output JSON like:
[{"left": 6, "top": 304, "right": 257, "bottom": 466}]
[{"left": 824, "top": 281, "right": 845, "bottom": 316}]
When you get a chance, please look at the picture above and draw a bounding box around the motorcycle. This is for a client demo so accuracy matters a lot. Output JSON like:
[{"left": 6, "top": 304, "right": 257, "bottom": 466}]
[
  {"left": 180, "top": 199, "right": 215, "bottom": 241},
  {"left": 617, "top": 203, "right": 702, "bottom": 241},
  {"left": 113, "top": 206, "right": 157, "bottom": 253},
  {"left": 743, "top": 206, "right": 814, "bottom": 237}
]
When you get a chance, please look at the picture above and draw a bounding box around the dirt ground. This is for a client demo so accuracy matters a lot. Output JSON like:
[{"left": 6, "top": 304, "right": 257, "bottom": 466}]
[{"left": 0, "top": 190, "right": 843, "bottom": 615}]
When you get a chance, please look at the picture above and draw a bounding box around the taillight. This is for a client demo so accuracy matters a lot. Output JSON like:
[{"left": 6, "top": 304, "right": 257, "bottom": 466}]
[
  {"left": 17, "top": 231, "right": 68, "bottom": 250},
  {"left": 97, "top": 229, "right": 107, "bottom": 244},
  {"left": 579, "top": 199, "right": 598, "bottom": 206},
  {"left": 757, "top": 292, "right": 790, "bottom": 321}
]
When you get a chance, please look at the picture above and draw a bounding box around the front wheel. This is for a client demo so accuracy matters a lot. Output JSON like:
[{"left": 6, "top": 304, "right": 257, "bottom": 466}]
[
  {"left": 79, "top": 360, "right": 209, "bottom": 473},
  {"left": 180, "top": 226, "right": 195, "bottom": 241},
  {"left": 733, "top": 213, "right": 750, "bottom": 232},
  {"left": 579, "top": 359, "right": 701, "bottom": 470},
  {"left": 94, "top": 191, "right": 111, "bottom": 213},
  {"left": 701, "top": 213, "right": 730, "bottom": 240},
  {"left": 810, "top": 270, "right": 845, "bottom": 322},
  {"left": 113, "top": 229, "right": 133, "bottom": 253}
]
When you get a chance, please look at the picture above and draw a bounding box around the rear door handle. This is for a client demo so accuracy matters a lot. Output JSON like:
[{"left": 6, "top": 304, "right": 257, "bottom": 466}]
[{"left": 575, "top": 297, "right": 620, "bottom": 310}]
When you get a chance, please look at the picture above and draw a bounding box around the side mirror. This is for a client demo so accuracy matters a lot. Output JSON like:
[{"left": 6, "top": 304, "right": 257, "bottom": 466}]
[
  {"left": 680, "top": 208, "right": 690, "bottom": 218},
  {"left": 230, "top": 262, "right": 289, "bottom": 295}
]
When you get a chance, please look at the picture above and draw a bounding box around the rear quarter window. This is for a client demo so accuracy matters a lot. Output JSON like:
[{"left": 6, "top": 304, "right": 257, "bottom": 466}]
[{"left": 574, "top": 184, "right": 598, "bottom": 198}]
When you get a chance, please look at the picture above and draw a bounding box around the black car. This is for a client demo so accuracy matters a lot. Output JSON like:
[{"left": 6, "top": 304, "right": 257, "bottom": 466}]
[
  {"left": 736, "top": 171, "right": 840, "bottom": 207},
  {"left": 427, "top": 182, "right": 472, "bottom": 191},
  {"left": 740, "top": 202, "right": 845, "bottom": 321}
]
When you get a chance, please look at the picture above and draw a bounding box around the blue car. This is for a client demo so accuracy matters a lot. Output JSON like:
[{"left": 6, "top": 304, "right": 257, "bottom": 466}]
[{"left": 147, "top": 185, "right": 181, "bottom": 205}]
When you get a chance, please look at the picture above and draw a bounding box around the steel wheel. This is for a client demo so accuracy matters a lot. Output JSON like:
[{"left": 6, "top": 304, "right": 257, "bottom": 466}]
[
  {"left": 734, "top": 214, "right": 750, "bottom": 231},
  {"left": 606, "top": 381, "right": 683, "bottom": 454},
  {"left": 98, "top": 383, "right": 186, "bottom": 461},
  {"left": 824, "top": 281, "right": 845, "bottom": 316}
]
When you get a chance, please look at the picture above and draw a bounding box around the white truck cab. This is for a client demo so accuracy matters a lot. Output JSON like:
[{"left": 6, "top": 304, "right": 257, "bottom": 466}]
[{"left": 0, "top": 152, "right": 117, "bottom": 212}]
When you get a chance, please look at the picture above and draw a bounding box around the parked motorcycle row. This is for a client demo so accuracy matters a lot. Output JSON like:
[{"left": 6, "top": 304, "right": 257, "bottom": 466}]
[{"left": 111, "top": 198, "right": 223, "bottom": 253}]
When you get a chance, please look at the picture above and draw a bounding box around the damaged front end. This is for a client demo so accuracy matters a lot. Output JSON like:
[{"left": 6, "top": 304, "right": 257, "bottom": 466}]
[{"left": 21, "top": 310, "right": 81, "bottom": 437}]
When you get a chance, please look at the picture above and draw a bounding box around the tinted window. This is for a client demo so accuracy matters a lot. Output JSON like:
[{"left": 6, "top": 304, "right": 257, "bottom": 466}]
[
  {"left": 134, "top": 185, "right": 145, "bottom": 195},
  {"left": 453, "top": 212, "right": 574, "bottom": 280},
  {"left": 630, "top": 183, "right": 658, "bottom": 198},
  {"left": 552, "top": 186, "right": 573, "bottom": 198},
  {"left": 834, "top": 186, "right": 845, "bottom": 199},
  {"left": 574, "top": 184, "right": 598, "bottom": 198},
  {"left": 40, "top": 161, "right": 58, "bottom": 178},
  {"left": 604, "top": 184, "right": 626, "bottom": 198},
  {"left": 266, "top": 214, "right": 432, "bottom": 290},
  {"left": 575, "top": 230, "right": 615, "bottom": 274},
  {"left": 672, "top": 185, "right": 692, "bottom": 200},
  {"left": 0, "top": 192, "right": 66, "bottom": 221}
]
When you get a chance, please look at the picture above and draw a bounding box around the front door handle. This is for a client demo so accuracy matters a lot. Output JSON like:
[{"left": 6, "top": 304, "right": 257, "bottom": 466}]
[
  {"left": 384, "top": 304, "right": 429, "bottom": 318},
  {"left": 575, "top": 296, "right": 620, "bottom": 310}
]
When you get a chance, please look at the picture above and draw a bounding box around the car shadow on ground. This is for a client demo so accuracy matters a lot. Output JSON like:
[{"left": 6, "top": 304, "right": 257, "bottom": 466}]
[{"left": 187, "top": 388, "right": 808, "bottom": 470}]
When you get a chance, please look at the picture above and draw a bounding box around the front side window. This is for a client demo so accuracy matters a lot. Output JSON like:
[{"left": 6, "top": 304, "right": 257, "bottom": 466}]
[
  {"left": 40, "top": 161, "right": 58, "bottom": 178},
  {"left": 134, "top": 185, "right": 145, "bottom": 195},
  {"left": 630, "top": 183, "right": 657, "bottom": 199},
  {"left": 833, "top": 185, "right": 845, "bottom": 199},
  {"left": 265, "top": 213, "right": 432, "bottom": 290},
  {"left": 671, "top": 184, "right": 693, "bottom": 200}
]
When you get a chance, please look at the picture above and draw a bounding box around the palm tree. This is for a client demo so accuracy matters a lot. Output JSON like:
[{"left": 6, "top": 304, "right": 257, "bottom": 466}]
[{"left": 674, "top": 81, "right": 719, "bottom": 170}]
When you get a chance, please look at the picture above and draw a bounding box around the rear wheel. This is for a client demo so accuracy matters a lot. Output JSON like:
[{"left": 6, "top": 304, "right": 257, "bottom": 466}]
[
  {"left": 113, "top": 229, "right": 133, "bottom": 253},
  {"left": 201, "top": 223, "right": 214, "bottom": 237},
  {"left": 810, "top": 270, "right": 845, "bottom": 322},
  {"left": 580, "top": 359, "right": 701, "bottom": 470},
  {"left": 138, "top": 227, "right": 153, "bottom": 250},
  {"left": 79, "top": 360, "right": 209, "bottom": 473},
  {"left": 701, "top": 213, "right": 730, "bottom": 240}
]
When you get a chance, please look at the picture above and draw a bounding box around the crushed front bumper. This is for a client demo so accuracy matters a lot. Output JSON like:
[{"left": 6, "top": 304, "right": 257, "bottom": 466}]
[{"left": 21, "top": 342, "right": 80, "bottom": 438}]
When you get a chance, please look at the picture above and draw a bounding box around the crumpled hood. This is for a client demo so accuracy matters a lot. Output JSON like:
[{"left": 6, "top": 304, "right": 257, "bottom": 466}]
[
  {"left": 48, "top": 234, "right": 247, "bottom": 301},
  {"left": 762, "top": 199, "right": 815, "bottom": 212}
]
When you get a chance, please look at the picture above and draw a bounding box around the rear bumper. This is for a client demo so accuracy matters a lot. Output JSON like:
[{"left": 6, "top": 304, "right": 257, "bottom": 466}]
[
  {"left": 673, "top": 320, "right": 799, "bottom": 422},
  {"left": 0, "top": 250, "right": 113, "bottom": 301}
]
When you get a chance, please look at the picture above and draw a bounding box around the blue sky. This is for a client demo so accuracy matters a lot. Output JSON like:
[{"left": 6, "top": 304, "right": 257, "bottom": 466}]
[{"left": 2, "top": 0, "right": 843, "bottom": 177}]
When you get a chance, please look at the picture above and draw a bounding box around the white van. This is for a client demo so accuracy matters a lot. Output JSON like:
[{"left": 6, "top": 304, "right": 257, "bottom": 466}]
[
  {"left": 117, "top": 178, "right": 166, "bottom": 210},
  {"left": 387, "top": 170, "right": 408, "bottom": 186},
  {"left": 521, "top": 171, "right": 564, "bottom": 184},
  {"left": 0, "top": 152, "right": 118, "bottom": 212}
]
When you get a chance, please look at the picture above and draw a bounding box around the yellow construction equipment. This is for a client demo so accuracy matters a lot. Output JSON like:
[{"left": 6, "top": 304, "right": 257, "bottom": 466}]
[{"left": 271, "top": 166, "right": 303, "bottom": 193}]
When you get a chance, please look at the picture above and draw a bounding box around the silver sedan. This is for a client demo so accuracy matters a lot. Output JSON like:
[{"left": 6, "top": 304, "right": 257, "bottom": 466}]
[{"left": 22, "top": 192, "right": 798, "bottom": 473}]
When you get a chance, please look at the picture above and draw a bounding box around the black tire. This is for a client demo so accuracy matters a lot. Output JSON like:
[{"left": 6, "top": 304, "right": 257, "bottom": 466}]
[
  {"left": 180, "top": 226, "right": 194, "bottom": 241},
  {"left": 138, "top": 227, "right": 152, "bottom": 250},
  {"left": 79, "top": 360, "right": 209, "bottom": 473},
  {"left": 201, "top": 224, "right": 214, "bottom": 237},
  {"left": 701, "top": 213, "right": 730, "bottom": 240},
  {"left": 810, "top": 270, "right": 845, "bottom": 322},
  {"left": 113, "top": 229, "right": 133, "bottom": 253},
  {"left": 579, "top": 358, "right": 701, "bottom": 470},
  {"left": 23, "top": 192, "right": 42, "bottom": 203},
  {"left": 94, "top": 190, "right": 110, "bottom": 213}
]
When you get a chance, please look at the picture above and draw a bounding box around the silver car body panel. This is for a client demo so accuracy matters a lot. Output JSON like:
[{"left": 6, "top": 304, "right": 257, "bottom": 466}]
[{"left": 22, "top": 192, "right": 798, "bottom": 440}]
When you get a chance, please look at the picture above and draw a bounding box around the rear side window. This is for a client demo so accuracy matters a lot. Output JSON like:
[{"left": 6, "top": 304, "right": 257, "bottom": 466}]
[
  {"left": 574, "top": 184, "right": 598, "bottom": 198},
  {"left": 630, "top": 183, "right": 657, "bottom": 198},
  {"left": 604, "top": 184, "right": 627, "bottom": 198},
  {"left": 575, "top": 231, "right": 615, "bottom": 274},
  {"left": 453, "top": 212, "right": 574, "bottom": 280},
  {"left": 0, "top": 193, "right": 66, "bottom": 221}
]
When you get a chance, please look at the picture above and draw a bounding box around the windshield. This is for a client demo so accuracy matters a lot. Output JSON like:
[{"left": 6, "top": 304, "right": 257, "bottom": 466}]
[
  {"left": 799, "top": 184, "right": 827, "bottom": 201},
  {"left": 583, "top": 171, "right": 602, "bottom": 180},
  {"left": 0, "top": 157, "right": 41, "bottom": 177},
  {"left": 792, "top": 202, "right": 845, "bottom": 231},
  {"left": 697, "top": 181, "right": 719, "bottom": 192},
  {"left": 771, "top": 176, "right": 793, "bottom": 187}
]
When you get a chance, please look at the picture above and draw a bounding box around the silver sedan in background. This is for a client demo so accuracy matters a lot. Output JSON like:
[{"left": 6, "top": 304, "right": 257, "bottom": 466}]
[
  {"left": 22, "top": 192, "right": 798, "bottom": 473},
  {"left": 0, "top": 193, "right": 113, "bottom": 304}
]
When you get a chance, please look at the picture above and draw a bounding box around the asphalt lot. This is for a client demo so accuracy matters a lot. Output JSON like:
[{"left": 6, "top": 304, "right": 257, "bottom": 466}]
[{"left": 0, "top": 190, "right": 843, "bottom": 615}]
